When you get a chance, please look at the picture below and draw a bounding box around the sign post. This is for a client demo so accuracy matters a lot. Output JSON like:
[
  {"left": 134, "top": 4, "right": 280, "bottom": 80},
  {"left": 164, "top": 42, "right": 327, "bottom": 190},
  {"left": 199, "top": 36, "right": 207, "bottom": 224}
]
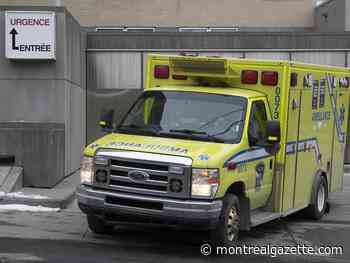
[{"left": 5, "top": 11, "right": 56, "bottom": 60}]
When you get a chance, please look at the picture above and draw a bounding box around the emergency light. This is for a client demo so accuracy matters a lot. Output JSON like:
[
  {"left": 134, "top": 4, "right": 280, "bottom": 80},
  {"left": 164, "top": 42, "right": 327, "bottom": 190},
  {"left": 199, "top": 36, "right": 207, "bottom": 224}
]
[
  {"left": 154, "top": 65, "right": 170, "bottom": 79},
  {"left": 261, "top": 71, "right": 278, "bottom": 86},
  {"left": 227, "top": 161, "right": 237, "bottom": 170},
  {"left": 241, "top": 70, "right": 258, "bottom": 84}
]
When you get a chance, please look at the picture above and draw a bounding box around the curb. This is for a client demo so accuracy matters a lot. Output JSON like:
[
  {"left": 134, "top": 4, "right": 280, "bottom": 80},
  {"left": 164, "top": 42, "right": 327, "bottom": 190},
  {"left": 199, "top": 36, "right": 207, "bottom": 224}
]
[{"left": 0, "top": 171, "right": 79, "bottom": 209}]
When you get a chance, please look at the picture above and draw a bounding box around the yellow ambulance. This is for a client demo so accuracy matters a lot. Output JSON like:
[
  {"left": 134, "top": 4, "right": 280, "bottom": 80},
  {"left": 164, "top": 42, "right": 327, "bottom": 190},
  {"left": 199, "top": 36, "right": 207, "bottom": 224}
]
[{"left": 77, "top": 54, "right": 350, "bottom": 245}]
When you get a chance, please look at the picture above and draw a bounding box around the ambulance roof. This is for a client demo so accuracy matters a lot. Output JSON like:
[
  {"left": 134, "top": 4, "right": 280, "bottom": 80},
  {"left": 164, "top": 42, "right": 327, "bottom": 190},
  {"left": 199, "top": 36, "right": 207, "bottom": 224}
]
[{"left": 150, "top": 54, "right": 350, "bottom": 73}]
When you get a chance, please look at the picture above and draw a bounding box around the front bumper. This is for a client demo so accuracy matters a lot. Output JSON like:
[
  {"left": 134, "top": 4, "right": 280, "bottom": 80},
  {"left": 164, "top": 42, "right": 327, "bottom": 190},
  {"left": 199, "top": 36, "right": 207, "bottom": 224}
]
[{"left": 77, "top": 185, "right": 222, "bottom": 229}]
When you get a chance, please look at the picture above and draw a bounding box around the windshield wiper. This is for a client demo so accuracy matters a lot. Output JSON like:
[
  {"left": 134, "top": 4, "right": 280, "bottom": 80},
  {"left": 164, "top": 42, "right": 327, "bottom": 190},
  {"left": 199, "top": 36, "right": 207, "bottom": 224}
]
[
  {"left": 118, "top": 124, "right": 159, "bottom": 135},
  {"left": 169, "top": 129, "right": 207, "bottom": 135},
  {"left": 168, "top": 129, "right": 225, "bottom": 143}
]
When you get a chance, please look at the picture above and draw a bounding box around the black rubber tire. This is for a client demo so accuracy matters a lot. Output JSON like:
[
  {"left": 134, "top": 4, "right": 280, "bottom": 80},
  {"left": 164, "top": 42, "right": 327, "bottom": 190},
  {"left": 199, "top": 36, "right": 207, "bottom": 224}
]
[
  {"left": 87, "top": 215, "right": 114, "bottom": 234},
  {"left": 304, "top": 176, "right": 328, "bottom": 220},
  {"left": 210, "top": 194, "right": 240, "bottom": 246}
]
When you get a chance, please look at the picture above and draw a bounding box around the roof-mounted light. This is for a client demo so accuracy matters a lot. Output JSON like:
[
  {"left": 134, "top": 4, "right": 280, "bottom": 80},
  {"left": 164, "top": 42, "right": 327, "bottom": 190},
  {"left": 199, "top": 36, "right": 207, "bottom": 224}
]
[
  {"left": 241, "top": 70, "right": 258, "bottom": 84},
  {"left": 262, "top": 71, "right": 278, "bottom": 86},
  {"left": 154, "top": 65, "right": 169, "bottom": 79}
]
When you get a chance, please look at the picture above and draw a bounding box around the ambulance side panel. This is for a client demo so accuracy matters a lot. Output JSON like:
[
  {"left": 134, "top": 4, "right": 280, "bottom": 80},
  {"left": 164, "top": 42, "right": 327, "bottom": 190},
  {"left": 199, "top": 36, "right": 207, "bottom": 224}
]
[{"left": 283, "top": 67, "right": 350, "bottom": 212}]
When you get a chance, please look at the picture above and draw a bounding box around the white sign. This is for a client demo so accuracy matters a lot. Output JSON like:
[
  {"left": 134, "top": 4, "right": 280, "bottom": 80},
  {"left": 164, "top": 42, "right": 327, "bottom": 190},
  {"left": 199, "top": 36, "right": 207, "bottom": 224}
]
[{"left": 5, "top": 11, "right": 56, "bottom": 60}]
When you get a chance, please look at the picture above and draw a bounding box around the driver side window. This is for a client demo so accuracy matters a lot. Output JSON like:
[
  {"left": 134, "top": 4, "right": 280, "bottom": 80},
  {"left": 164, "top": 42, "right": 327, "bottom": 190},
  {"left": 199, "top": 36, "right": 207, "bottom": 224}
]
[{"left": 248, "top": 100, "right": 268, "bottom": 146}]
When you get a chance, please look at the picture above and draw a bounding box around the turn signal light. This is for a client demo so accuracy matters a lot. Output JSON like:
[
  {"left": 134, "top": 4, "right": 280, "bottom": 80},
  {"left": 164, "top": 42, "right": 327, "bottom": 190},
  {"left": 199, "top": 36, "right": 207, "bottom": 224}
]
[
  {"left": 154, "top": 65, "right": 169, "bottom": 79},
  {"left": 227, "top": 161, "right": 237, "bottom": 170},
  {"left": 262, "top": 71, "right": 278, "bottom": 86},
  {"left": 241, "top": 70, "right": 258, "bottom": 84}
]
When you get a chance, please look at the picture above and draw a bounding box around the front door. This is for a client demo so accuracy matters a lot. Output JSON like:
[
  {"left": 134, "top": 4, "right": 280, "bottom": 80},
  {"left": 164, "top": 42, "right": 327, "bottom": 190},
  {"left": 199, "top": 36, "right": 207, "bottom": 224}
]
[{"left": 247, "top": 99, "right": 274, "bottom": 209}]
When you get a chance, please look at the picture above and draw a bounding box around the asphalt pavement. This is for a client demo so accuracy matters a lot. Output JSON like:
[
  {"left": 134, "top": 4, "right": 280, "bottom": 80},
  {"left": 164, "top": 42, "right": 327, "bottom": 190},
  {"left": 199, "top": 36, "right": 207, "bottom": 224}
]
[{"left": 0, "top": 176, "right": 350, "bottom": 262}]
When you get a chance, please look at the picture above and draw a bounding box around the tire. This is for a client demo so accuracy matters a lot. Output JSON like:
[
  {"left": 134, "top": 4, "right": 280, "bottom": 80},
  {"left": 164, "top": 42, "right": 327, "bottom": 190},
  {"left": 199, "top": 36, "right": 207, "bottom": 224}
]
[
  {"left": 304, "top": 176, "right": 328, "bottom": 220},
  {"left": 87, "top": 215, "right": 114, "bottom": 234},
  {"left": 210, "top": 194, "right": 240, "bottom": 246}
]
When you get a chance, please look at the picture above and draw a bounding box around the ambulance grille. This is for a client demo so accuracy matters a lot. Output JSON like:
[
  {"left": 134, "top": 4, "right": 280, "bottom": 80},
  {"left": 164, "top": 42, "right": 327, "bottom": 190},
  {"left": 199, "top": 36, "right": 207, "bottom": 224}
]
[{"left": 106, "top": 157, "right": 191, "bottom": 198}]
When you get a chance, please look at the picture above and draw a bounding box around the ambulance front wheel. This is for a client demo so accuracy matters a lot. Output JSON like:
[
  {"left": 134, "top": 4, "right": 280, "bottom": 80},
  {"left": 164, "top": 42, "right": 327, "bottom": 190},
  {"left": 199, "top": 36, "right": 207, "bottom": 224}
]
[
  {"left": 304, "top": 176, "right": 328, "bottom": 220},
  {"left": 210, "top": 194, "right": 240, "bottom": 246}
]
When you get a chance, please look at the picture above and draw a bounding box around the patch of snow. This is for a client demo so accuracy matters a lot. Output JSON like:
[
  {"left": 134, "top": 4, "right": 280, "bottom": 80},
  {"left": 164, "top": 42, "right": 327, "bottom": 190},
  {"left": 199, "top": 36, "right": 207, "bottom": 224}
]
[
  {"left": 3, "top": 192, "right": 49, "bottom": 200},
  {"left": 0, "top": 253, "right": 45, "bottom": 261},
  {"left": 0, "top": 204, "right": 60, "bottom": 212},
  {"left": 0, "top": 191, "right": 5, "bottom": 198}
]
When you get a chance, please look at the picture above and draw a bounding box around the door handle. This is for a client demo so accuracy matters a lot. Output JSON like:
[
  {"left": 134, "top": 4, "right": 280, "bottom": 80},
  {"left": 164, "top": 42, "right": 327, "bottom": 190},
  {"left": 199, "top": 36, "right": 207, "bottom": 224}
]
[{"left": 292, "top": 99, "right": 299, "bottom": 110}]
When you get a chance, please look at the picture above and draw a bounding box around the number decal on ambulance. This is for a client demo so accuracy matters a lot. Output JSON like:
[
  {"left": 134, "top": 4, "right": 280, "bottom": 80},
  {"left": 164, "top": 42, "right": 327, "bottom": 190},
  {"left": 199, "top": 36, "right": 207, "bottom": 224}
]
[
  {"left": 273, "top": 86, "right": 281, "bottom": 119},
  {"left": 312, "top": 80, "right": 319, "bottom": 110},
  {"left": 319, "top": 79, "right": 326, "bottom": 108}
]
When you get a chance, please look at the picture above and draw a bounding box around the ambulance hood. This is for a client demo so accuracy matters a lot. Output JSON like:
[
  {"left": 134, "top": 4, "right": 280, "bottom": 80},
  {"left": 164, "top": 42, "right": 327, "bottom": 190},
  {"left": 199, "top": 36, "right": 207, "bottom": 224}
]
[{"left": 84, "top": 133, "right": 239, "bottom": 167}]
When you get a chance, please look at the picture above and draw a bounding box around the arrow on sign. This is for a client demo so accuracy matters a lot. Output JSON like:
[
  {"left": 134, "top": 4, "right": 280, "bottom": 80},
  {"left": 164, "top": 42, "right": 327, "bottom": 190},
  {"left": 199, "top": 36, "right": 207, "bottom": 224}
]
[{"left": 9, "top": 28, "right": 19, "bottom": 50}]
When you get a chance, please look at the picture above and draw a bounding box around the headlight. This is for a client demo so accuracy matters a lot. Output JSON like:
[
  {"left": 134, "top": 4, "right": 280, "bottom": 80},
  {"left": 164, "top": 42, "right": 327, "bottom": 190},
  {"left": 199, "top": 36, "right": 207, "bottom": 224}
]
[
  {"left": 80, "top": 156, "right": 94, "bottom": 184},
  {"left": 191, "top": 168, "right": 219, "bottom": 198}
]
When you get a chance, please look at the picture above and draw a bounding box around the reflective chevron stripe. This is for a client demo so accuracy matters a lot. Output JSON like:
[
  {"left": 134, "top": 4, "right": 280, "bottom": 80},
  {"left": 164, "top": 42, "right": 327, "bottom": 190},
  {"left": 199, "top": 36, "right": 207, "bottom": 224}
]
[
  {"left": 286, "top": 138, "right": 321, "bottom": 164},
  {"left": 326, "top": 74, "right": 345, "bottom": 143},
  {"left": 224, "top": 147, "right": 271, "bottom": 166},
  {"left": 224, "top": 137, "right": 322, "bottom": 167}
]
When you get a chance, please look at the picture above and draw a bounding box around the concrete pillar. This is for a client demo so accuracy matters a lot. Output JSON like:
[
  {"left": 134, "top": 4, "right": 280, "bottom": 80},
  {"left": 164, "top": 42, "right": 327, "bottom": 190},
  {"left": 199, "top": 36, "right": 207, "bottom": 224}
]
[{"left": 0, "top": 6, "right": 86, "bottom": 187}]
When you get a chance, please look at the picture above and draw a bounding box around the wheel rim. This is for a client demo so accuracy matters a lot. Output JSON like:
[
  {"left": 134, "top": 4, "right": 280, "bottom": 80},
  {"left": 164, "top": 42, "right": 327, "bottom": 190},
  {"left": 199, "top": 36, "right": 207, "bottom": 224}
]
[
  {"left": 227, "top": 207, "right": 239, "bottom": 242},
  {"left": 317, "top": 184, "right": 325, "bottom": 212}
]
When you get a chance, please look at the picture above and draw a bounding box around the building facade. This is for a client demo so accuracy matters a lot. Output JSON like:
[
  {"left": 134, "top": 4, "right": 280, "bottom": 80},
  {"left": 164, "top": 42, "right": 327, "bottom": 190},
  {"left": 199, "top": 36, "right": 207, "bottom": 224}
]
[{"left": 2, "top": 0, "right": 315, "bottom": 28}]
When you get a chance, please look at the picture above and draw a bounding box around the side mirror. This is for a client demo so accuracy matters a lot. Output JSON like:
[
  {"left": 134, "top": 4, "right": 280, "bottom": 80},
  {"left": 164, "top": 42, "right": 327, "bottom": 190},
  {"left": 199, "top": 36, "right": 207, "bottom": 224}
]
[
  {"left": 99, "top": 109, "right": 115, "bottom": 132},
  {"left": 266, "top": 120, "right": 281, "bottom": 144},
  {"left": 257, "top": 121, "right": 281, "bottom": 155}
]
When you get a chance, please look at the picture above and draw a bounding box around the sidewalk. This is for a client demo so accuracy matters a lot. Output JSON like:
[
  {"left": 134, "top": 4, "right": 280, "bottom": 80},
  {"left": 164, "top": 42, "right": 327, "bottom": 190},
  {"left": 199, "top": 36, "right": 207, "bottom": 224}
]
[{"left": 319, "top": 174, "right": 350, "bottom": 223}]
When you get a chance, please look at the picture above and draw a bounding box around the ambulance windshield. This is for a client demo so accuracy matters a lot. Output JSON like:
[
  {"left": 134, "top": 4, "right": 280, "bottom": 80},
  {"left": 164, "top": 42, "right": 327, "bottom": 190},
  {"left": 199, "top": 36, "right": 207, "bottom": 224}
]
[{"left": 118, "top": 91, "right": 247, "bottom": 144}]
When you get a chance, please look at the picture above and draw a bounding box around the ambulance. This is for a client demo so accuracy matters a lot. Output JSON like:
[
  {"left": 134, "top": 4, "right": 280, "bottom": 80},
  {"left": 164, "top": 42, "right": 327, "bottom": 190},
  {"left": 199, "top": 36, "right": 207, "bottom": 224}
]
[{"left": 77, "top": 54, "right": 350, "bottom": 245}]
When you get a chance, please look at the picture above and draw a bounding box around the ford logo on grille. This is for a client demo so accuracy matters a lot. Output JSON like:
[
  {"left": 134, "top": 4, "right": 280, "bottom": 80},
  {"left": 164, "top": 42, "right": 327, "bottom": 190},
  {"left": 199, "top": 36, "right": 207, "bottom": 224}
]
[{"left": 128, "top": 170, "right": 150, "bottom": 181}]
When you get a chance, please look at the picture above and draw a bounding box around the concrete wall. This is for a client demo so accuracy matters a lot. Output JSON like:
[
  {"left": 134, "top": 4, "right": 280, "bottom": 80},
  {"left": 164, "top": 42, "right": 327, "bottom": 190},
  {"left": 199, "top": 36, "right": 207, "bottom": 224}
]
[
  {"left": 346, "top": 0, "right": 350, "bottom": 31},
  {"left": 0, "top": 123, "right": 65, "bottom": 187},
  {"left": 0, "top": 6, "right": 85, "bottom": 187},
  {"left": 87, "top": 32, "right": 350, "bottom": 50},
  {"left": 315, "top": 0, "right": 346, "bottom": 31},
  {"left": 3, "top": 0, "right": 315, "bottom": 28}
]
